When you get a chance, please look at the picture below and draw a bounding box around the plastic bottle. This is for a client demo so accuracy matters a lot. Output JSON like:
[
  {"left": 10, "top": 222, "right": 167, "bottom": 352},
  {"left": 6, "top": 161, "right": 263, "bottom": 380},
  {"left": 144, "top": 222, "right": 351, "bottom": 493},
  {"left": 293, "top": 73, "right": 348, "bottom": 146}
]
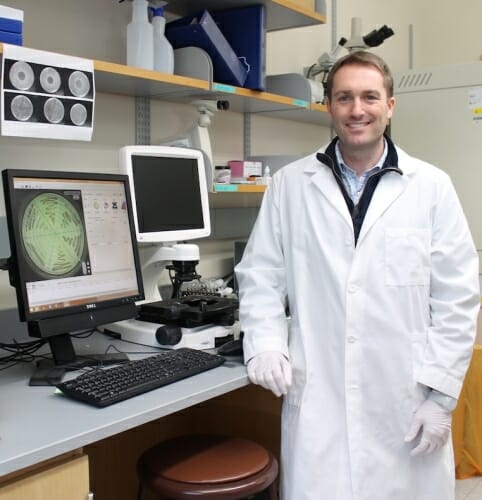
[
  {"left": 126, "top": 0, "right": 153, "bottom": 70},
  {"left": 263, "top": 165, "right": 272, "bottom": 186},
  {"left": 150, "top": 6, "right": 174, "bottom": 74}
]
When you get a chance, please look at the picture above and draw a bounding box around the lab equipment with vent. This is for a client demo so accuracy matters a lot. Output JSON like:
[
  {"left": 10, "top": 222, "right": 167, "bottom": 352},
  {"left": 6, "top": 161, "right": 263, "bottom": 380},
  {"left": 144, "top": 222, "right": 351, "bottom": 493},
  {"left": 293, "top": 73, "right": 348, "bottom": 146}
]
[{"left": 391, "top": 62, "right": 482, "bottom": 255}]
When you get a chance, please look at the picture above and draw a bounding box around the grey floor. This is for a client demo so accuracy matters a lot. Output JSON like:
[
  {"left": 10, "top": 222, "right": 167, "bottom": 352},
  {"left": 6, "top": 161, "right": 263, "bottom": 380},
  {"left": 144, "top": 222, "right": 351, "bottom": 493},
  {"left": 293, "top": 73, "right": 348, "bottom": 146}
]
[
  {"left": 456, "top": 476, "right": 482, "bottom": 500},
  {"left": 252, "top": 476, "right": 482, "bottom": 499}
]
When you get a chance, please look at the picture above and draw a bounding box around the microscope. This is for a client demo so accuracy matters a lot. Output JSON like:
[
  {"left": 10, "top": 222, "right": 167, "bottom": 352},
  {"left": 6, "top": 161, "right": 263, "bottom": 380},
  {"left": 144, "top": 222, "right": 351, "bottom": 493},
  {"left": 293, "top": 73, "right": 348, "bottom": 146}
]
[
  {"left": 304, "top": 17, "right": 394, "bottom": 102},
  {"left": 102, "top": 139, "right": 237, "bottom": 351},
  {"left": 137, "top": 243, "right": 201, "bottom": 303},
  {"left": 107, "top": 242, "right": 237, "bottom": 350}
]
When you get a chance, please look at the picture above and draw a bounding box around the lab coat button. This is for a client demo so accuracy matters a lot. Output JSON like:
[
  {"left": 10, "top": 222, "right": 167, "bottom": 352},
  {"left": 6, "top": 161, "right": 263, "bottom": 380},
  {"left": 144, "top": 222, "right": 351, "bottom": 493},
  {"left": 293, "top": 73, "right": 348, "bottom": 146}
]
[
  {"left": 348, "top": 284, "right": 358, "bottom": 293},
  {"left": 347, "top": 336, "right": 357, "bottom": 343}
]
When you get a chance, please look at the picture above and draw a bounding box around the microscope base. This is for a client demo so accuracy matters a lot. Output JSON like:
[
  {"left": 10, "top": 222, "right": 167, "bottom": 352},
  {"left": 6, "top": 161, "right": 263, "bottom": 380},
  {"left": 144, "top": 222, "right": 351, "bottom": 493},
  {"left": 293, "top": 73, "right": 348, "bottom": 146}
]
[{"left": 103, "top": 318, "right": 233, "bottom": 350}]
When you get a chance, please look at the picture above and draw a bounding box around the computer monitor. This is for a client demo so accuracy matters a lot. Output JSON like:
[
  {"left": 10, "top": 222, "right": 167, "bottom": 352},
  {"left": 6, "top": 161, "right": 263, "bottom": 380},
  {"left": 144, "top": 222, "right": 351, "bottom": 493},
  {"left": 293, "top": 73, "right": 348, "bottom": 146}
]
[
  {"left": 2, "top": 169, "right": 144, "bottom": 385},
  {"left": 120, "top": 145, "right": 211, "bottom": 244},
  {"left": 119, "top": 145, "right": 211, "bottom": 302}
]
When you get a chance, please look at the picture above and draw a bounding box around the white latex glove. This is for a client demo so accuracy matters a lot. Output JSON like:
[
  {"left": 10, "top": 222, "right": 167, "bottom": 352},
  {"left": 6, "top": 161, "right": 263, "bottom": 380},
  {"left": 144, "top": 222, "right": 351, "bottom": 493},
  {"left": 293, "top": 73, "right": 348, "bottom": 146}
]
[
  {"left": 247, "top": 351, "right": 292, "bottom": 397},
  {"left": 404, "top": 399, "right": 452, "bottom": 457}
]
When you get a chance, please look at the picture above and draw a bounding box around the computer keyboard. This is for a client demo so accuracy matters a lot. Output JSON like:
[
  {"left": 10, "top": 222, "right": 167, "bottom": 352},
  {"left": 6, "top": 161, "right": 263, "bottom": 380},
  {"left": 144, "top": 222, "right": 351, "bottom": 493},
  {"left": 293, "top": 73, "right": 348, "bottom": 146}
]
[{"left": 56, "top": 348, "right": 225, "bottom": 408}]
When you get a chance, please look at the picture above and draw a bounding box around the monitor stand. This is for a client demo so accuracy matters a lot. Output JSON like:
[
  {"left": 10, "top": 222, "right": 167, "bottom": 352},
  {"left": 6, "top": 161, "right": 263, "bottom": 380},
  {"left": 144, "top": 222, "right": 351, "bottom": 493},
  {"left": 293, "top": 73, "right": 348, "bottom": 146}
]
[{"left": 29, "top": 333, "right": 128, "bottom": 386}]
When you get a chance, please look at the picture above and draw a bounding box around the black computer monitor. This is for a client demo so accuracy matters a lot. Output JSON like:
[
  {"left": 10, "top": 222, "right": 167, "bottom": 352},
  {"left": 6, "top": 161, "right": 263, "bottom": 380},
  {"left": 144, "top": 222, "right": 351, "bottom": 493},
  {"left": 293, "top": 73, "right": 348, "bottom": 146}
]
[
  {"left": 2, "top": 169, "right": 144, "bottom": 385},
  {"left": 120, "top": 145, "right": 211, "bottom": 245}
]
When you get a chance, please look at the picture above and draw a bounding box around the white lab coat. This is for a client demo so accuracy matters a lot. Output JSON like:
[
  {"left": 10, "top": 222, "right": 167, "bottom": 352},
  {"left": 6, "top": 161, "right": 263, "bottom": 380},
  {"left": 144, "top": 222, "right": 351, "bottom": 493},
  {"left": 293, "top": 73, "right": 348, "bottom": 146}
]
[{"left": 235, "top": 145, "right": 480, "bottom": 500}]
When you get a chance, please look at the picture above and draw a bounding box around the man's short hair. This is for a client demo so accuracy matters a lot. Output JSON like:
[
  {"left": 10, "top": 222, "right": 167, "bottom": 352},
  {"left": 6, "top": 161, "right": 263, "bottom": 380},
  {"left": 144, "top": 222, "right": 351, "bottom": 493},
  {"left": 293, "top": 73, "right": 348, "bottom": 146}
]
[{"left": 325, "top": 51, "right": 394, "bottom": 100}]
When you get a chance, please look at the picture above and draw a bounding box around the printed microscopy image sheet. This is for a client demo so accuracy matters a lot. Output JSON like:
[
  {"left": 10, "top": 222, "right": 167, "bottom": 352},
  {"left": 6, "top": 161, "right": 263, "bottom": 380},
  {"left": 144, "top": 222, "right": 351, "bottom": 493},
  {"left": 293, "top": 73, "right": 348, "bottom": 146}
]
[{"left": 1, "top": 44, "right": 95, "bottom": 140}]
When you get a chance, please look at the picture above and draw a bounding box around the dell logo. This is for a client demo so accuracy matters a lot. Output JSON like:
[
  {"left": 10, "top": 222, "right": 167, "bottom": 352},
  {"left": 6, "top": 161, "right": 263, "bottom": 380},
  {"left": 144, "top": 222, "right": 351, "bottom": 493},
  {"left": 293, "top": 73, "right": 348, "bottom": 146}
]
[{"left": 86, "top": 304, "right": 96, "bottom": 309}]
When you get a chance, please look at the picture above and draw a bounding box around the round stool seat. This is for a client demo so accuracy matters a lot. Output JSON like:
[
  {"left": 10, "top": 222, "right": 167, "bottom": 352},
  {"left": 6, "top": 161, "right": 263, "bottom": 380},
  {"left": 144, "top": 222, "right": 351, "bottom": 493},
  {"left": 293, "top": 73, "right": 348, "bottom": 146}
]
[{"left": 137, "top": 434, "right": 279, "bottom": 499}]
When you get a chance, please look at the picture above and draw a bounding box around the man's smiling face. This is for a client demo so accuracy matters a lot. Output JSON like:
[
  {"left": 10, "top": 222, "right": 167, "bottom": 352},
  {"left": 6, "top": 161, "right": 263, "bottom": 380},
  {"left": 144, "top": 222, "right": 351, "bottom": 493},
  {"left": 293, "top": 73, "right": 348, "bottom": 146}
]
[{"left": 326, "top": 63, "right": 395, "bottom": 157}]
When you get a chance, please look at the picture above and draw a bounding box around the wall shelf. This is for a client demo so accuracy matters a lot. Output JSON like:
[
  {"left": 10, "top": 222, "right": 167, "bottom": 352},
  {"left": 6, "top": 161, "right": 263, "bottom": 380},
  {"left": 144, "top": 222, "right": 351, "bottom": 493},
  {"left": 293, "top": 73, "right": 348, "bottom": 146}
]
[
  {"left": 0, "top": 44, "right": 329, "bottom": 125},
  {"left": 166, "top": 0, "right": 326, "bottom": 31},
  {"left": 209, "top": 83, "right": 330, "bottom": 125},
  {"left": 94, "top": 59, "right": 210, "bottom": 97},
  {"left": 94, "top": 59, "right": 330, "bottom": 124}
]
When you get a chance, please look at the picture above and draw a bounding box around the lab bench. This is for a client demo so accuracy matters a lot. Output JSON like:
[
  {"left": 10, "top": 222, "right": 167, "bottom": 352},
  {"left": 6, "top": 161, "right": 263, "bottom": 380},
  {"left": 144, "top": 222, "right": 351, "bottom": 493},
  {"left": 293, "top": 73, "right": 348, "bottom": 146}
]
[{"left": 0, "top": 328, "right": 282, "bottom": 500}]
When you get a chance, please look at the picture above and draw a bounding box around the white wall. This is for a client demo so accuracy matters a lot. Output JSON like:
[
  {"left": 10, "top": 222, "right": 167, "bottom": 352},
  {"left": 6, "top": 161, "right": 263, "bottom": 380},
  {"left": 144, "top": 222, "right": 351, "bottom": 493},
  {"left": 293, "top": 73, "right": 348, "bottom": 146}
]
[
  {"left": 266, "top": 0, "right": 416, "bottom": 76},
  {"left": 267, "top": 0, "right": 482, "bottom": 75},
  {"left": 15, "top": 0, "right": 130, "bottom": 63},
  {"left": 411, "top": 0, "right": 482, "bottom": 68}
]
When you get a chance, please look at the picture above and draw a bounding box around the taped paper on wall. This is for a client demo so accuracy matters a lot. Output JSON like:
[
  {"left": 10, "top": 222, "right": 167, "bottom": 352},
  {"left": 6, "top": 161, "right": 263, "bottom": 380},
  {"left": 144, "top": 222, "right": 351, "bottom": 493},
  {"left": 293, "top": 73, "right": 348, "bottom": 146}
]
[
  {"left": 468, "top": 86, "right": 482, "bottom": 123},
  {"left": 1, "top": 44, "right": 95, "bottom": 141}
]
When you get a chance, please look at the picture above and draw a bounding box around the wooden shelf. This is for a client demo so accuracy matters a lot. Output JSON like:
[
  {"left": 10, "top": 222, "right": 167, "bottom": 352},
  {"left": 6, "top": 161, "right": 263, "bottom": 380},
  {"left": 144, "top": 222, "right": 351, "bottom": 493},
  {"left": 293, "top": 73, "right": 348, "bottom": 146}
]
[
  {"left": 166, "top": 0, "right": 326, "bottom": 31},
  {"left": 92, "top": 60, "right": 331, "bottom": 125},
  {"left": 94, "top": 61, "right": 331, "bottom": 125},
  {"left": 94, "top": 59, "right": 210, "bottom": 97},
  {"left": 210, "top": 83, "right": 330, "bottom": 125}
]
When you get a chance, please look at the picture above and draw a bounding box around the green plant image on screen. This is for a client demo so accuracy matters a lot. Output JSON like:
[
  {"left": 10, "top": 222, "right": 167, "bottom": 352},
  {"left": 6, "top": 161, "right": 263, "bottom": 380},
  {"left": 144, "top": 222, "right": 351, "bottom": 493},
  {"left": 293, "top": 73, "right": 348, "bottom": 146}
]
[{"left": 21, "top": 192, "right": 87, "bottom": 278}]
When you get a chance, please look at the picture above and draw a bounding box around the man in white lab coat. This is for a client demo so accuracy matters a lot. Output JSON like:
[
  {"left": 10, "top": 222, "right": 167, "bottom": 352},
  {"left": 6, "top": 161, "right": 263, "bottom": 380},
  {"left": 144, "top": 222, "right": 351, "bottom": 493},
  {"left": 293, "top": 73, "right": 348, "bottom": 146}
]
[{"left": 235, "top": 51, "right": 480, "bottom": 500}]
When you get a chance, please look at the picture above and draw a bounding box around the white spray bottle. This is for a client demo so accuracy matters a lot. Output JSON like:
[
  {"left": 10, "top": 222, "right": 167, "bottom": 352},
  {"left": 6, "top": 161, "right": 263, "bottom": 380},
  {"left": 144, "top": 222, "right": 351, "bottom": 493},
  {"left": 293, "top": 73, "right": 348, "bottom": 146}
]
[
  {"left": 126, "top": 0, "right": 153, "bottom": 70},
  {"left": 150, "top": 6, "right": 174, "bottom": 74}
]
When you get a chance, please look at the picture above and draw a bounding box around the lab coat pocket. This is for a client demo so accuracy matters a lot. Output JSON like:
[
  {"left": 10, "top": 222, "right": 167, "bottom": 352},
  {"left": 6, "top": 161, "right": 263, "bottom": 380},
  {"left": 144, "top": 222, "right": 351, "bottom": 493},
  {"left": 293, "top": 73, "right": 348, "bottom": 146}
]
[{"left": 385, "top": 228, "right": 430, "bottom": 286}]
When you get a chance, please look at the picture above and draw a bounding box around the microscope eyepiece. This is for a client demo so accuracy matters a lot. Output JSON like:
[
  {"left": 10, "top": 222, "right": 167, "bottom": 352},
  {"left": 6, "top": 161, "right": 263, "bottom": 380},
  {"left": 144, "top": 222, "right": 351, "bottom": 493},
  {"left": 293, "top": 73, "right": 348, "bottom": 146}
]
[{"left": 363, "top": 25, "right": 394, "bottom": 47}]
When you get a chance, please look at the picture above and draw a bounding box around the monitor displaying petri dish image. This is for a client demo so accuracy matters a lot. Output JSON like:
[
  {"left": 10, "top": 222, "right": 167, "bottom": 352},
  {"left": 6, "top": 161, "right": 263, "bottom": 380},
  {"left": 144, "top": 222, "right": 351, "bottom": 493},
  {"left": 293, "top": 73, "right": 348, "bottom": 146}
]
[{"left": 1, "top": 169, "right": 144, "bottom": 385}]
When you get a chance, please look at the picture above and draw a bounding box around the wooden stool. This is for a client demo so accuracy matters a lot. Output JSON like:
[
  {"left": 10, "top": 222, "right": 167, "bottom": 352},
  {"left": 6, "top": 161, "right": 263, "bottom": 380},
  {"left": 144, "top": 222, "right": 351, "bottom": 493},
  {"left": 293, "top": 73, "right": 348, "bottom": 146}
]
[{"left": 136, "top": 434, "right": 279, "bottom": 499}]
